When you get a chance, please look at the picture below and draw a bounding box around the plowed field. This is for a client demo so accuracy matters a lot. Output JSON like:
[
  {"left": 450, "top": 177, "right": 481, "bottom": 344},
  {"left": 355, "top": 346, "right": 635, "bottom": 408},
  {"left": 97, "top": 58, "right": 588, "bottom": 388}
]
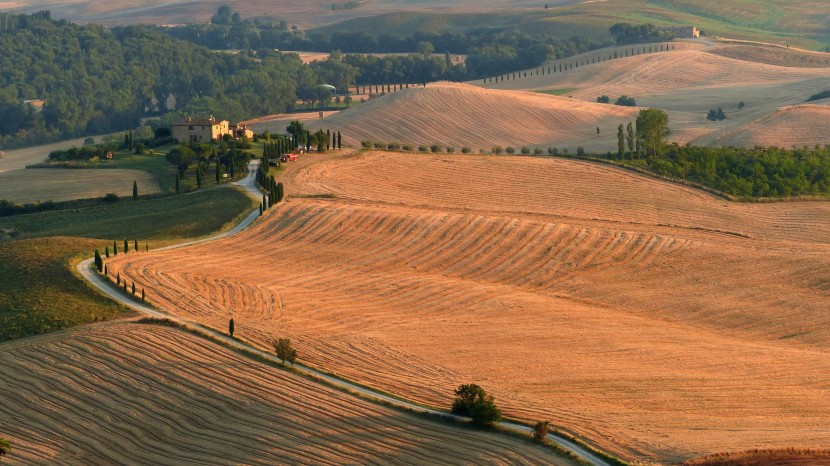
[
  {"left": 0, "top": 322, "right": 568, "bottom": 465},
  {"left": 108, "top": 151, "right": 830, "bottom": 463}
]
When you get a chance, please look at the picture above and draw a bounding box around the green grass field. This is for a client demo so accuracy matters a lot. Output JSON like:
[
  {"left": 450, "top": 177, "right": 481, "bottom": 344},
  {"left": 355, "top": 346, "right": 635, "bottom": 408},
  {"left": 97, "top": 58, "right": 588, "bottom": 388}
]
[{"left": 0, "top": 186, "right": 257, "bottom": 342}]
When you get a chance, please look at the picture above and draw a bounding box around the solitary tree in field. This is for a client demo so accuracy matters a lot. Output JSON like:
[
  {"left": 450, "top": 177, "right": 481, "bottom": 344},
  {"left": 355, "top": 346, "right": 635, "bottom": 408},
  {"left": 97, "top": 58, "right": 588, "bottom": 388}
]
[
  {"left": 451, "top": 383, "right": 502, "bottom": 426},
  {"left": 113, "top": 240, "right": 118, "bottom": 255},
  {"left": 617, "top": 124, "right": 625, "bottom": 158},
  {"left": 532, "top": 421, "right": 550, "bottom": 442},
  {"left": 123, "top": 238, "right": 129, "bottom": 254},
  {"left": 636, "top": 108, "right": 670, "bottom": 157},
  {"left": 274, "top": 338, "right": 297, "bottom": 365},
  {"left": 229, "top": 318, "right": 235, "bottom": 337},
  {"left": 0, "top": 437, "right": 12, "bottom": 460},
  {"left": 133, "top": 180, "right": 138, "bottom": 200}
]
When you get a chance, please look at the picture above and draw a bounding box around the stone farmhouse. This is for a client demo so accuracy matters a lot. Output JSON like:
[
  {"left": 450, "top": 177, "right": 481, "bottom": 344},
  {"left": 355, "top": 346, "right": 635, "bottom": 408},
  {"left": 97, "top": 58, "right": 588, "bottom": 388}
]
[{"left": 171, "top": 116, "right": 254, "bottom": 143}]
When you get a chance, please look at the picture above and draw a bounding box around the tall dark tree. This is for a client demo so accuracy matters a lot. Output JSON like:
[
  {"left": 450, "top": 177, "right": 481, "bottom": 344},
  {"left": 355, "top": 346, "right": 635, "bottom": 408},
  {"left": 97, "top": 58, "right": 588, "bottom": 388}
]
[
  {"left": 105, "top": 246, "right": 110, "bottom": 258},
  {"left": 132, "top": 180, "right": 138, "bottom": 200},
  {"left": 113, "top": 240, "right": 118, "bottom": 255},
  {"left": 337, "top": 131, "right": 342, "bottom": 149},
  {"left": 94, "top": 249, "right": 103, "bottom": 273},
  {"left": 123, "top": 238, "right": 129, "bottom": 253},
  {"left": 617, "top": 124, "right": 625, "bottom": 159},
  {"left": 134, "top": 240, "right": 138, "bottom": 251},
  {"left": 229, "top": 318, "right": 235, "bottom": 337},
  {"left": 626, "top": 122, "right": 635, "bottom": 159}
]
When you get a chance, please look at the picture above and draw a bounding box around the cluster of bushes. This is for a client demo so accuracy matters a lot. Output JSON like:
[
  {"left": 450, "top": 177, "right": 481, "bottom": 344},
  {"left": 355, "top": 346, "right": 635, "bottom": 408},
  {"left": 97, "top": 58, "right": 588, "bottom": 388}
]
[
  {"left": 609, "top": 23, "right": 673, "bottom": 45},
  {"left": 596, "top": 95, "right": 637, "bottom": 106},
  {"left": 707, "top": 108, "right": 727, "bottom": 121}
]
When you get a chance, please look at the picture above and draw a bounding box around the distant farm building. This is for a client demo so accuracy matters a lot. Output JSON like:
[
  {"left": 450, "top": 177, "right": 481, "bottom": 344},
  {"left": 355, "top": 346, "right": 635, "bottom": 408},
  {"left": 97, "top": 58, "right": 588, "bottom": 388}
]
[
  {"left": 171, "top": 117, "right": 253, "bottom": 142},
  {"left": 24, "top": 99, "right": 46, "bottom": 112},
  {"left": 657, "top": 26, "right": 700, "bottom": 38}
]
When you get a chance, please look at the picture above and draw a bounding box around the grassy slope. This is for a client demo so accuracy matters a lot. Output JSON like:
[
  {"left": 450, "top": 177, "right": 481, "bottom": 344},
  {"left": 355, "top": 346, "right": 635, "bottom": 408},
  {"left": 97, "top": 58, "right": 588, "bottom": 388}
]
[
  {"left": 313, "top": 0, "right": 830, "bottom": 50},
  {"left": 0, "top": 186, "right": 256, "bottom": 341}
]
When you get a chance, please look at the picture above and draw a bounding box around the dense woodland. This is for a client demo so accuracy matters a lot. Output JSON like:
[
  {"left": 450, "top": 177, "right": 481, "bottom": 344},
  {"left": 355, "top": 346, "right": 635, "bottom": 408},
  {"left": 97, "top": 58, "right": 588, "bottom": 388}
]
[
  {"left": 607, "top": 145, "right": 830, "bottom": 198},
  {"left": 0, "top": 11, "right": 337, "bottom": 149}
]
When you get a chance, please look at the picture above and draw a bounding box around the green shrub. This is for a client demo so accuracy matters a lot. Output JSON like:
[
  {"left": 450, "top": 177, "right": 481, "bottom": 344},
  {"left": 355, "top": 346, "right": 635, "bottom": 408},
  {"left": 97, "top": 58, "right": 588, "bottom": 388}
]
[
  {"left": 505, "top": 146, "right": 515, "bottom": 154},
  {"left": 387, "top": 142, "right": 401, "bottom": 150},
  {"left": 361, "top": 140, "right": 372, "bottom": 149},
  {"left": 520, "top": 146, "right": 530, "bottom": 155},
  {"left": 451, "top": 384, "right": 502, "bottom": 426},
  {"left": 373, "top": 141, "right": 385, "bottom": 149},
  {"left": 461, "top": 147, "right": 472, "bottom": 154},
  {"left": 446, "top": 146, "right": 455, "bottom": 153},
  {"left": 492, "top": 146, "right": 503, "bottom": 154},
  {"left": 402, "top": 144, "right": 414, "bottom": 151},
  {"left": 533, "top": 148, "right": 544, "bottom": 155},
  {"left": 418, "top": 145, "right": 429, "bottom": 152},
  {"left": 430, "top": 144, "right": 442, "bottom": 153}
]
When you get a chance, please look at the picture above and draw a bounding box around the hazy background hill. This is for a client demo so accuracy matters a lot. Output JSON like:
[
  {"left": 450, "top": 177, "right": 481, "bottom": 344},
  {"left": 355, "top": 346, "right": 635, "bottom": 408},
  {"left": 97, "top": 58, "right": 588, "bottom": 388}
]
[{"left": 4, "top": 0, "right": 830, "bottom": 49}]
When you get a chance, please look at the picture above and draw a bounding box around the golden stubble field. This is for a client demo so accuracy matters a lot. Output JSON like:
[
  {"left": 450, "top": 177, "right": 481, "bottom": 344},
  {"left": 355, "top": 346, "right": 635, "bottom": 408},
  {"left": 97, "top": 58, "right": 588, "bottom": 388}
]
[
  {"left": 108, "top": 151, "right": 830, "bottom": 463},
  {"left": 0, "top": 321, "right": 568, "bottom": 465},
  {"left": 477, "top": 41, "right": 830, "bottom": 149}
]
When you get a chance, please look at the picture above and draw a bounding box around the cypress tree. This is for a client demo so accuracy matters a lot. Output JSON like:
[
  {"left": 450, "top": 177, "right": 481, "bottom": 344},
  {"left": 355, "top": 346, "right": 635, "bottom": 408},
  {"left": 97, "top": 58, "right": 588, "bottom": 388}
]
[
  {"left": 105, "top": 246, "right": 110, "bottom": 258},
  {"left": 124, "top": 132, "right": 129, "bottom": 148},
  {"left": 94, "top": 250, "right": 103, "bottom": 273},
  {"left": 134, "top": 239, "right": 138, "bottom": 251},
  {"left": 145, "top": 243, "right": 149, "bottom": 252},
  {"left": 617, "top": 124, "right": 625, "bottom": 159},
  {"left": 124, "top": 281, "right": 128, "bottom": 291},
  {"left": 326, "top": 129, "right": 331, "bottom": 150},
  {"left": 262, "top": 193, "right": 268, "bottom": 210},
  {"left": 104, "top": 264, "right": 108, "bottom": 275},
  {"left": 141, "top": 289, "right": 145, "bottom": 301},
  {"left": 124, "top": 238, "right": 129, "bottom": 253},
  {"left": 259, "top": 203, "right": 263, "bottom": 215},
  {"left": 113, "top": 240, "right": 118, "bottom": 255},
  {"left": 337, "top": 131, "right": 342, "bottom": 149},
  {"left": 117, "top": 271, "right": 121, "bottom": 284},
  {"left": 229, "top": 318, "right": 235, "bottom": 337},
  {"left": 626, "top": 122, "right": 635, "bottom": 159},
  {"left": 131, "top": 282, "right": 136, "bottom": 295},
  {"left": 132, "top": 180, "right": 138, "bottom": 200}
]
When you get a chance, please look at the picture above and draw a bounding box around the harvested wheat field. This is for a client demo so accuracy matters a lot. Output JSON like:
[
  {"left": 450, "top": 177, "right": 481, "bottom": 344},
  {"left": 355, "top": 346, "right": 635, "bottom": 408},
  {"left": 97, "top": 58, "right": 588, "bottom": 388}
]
[
  {"left": 714, "top": 104, "right": 830, "bottom": 148},
  {"left": 108, "top": 151, "right": 830, "bottom": 463},
  {"left": 478, "top": 42, "right": 830, "bottom": 148},
  {"left": 308, "top": 82, "right": 639, "bottom": 152},
  {"left": 0, "top": 321, "right": 569, "bottom": 465},
  {"left": 0, "top": 168, "right": 159, "bottom": 203}
]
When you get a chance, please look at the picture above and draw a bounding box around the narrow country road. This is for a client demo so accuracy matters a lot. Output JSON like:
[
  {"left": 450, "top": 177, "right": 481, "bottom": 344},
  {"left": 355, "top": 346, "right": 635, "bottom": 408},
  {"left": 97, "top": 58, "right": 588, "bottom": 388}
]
[{"left": 77, "top": 159, "right": 611, "bottom": 466}]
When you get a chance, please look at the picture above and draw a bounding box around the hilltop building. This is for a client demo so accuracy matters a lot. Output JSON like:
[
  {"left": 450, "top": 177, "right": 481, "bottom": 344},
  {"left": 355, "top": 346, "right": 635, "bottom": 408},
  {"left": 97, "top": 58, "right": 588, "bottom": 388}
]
[
  {"left": 657, "top": 26, "right": 700, "bottom": 38},
  {"left": 171, "top": 116, "right": 253, "bottom": 142},
  {"left": 24, "top": 99, "right": 46, "bottom": 112}
]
